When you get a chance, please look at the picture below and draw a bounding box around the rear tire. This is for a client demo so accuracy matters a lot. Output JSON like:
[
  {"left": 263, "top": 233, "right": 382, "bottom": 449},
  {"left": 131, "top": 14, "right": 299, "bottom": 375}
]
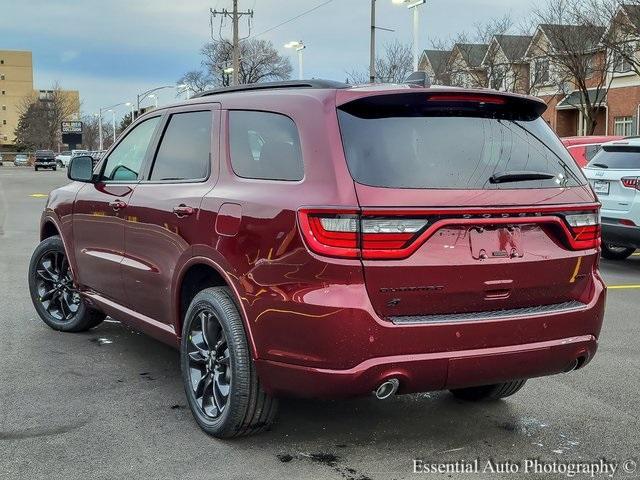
[
  {"left": 180, "top": 287, "right": 278, "bottom": 438},
  {"left": 34, "top": 166, "right": 38, "bottom": 171},
  {"left": 450, "top": 380, "right": 526, "bottom": 401},
  {"left": 601, "top": 244, "right": 635, "bottom": 260},
  {"left": 28, "top": 235, "right": 105, "bottom": 332}
]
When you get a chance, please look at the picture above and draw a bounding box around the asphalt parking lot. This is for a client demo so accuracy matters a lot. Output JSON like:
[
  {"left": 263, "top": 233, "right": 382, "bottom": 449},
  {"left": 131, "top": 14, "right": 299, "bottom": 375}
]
[{"left": 0, "top": 166, "right": 638, "bottom": 480}]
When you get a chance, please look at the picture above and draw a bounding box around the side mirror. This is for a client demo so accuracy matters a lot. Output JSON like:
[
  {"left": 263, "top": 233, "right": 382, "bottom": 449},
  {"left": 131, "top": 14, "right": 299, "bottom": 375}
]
[{"left": 68, "top": 155, "right": 95, "bottom": 183}]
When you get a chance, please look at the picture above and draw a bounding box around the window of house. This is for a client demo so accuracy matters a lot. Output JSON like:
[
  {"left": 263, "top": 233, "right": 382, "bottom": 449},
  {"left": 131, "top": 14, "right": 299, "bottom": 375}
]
[
  {"left": 490, "top": 65, "right": 506, "bottom": 90},
  {"left": 1, "top": 91, "right": 4, "bottom": 95},
  {"left": 2, "top": 120, "right": 6, "bottom": 125},
  {"left": 229, "top": 111, "right": 304, "bottom": 181},
  {"left": 0, "top": 75, "right": 4, "bottom": 80},
  {"left": 101, "top": 116, "right": 160, "bottom": 181},
  {"left": 534, "top": 58, "right": 550, "bottom": 84},
  {"left": 0, "top": 60, "right": 4, "bottom": 65},
  {"left": 613, "top": 47, "right": 634, "bottom": 74},
  {"left": 1, "top": 105, "right": 5, "bottom": 111},
  {"left": 614, "top": 116, "right": 634, "bottom": 136},
  {"left": 149, "top": 111, "right": 212, "bottom": 181}
]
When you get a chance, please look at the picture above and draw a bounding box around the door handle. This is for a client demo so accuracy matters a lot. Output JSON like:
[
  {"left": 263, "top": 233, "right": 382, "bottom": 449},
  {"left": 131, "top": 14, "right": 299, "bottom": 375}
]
[
  {"left": 109, "top": 199, "right": 127, "bottom": 211},
  {"left": 173, "top": 205, "right": 196, "bottom": 217}
]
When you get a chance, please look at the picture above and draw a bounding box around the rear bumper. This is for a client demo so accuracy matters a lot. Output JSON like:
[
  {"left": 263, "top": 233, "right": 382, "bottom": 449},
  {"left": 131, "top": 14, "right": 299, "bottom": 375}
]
[
  {"left": 256, "top": 335, "right": 597, "bottom": 398},
  {"left": 601, "top": 218, "right": 640, "bottom": 249},
  {"left": 35, "top": 161, "right": 56, "bottom": 167},
  {"left": 254, "top": 275, "right": 606, "bottom": 399}
]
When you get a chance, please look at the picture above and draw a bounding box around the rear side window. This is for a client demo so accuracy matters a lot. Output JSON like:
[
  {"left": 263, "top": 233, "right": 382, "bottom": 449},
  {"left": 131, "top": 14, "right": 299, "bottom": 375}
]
[
  {"left": 150, "top": 111, "right": 211, "bottom": 181},
  {"left": 587, "top": 147, "right": 640, "bottom": 169},
  {"left": 229, "top": 111, "right": 303, "bottom": 181},
  {"left": 337, "top": 94, "right": 585, "bottom": 190}
]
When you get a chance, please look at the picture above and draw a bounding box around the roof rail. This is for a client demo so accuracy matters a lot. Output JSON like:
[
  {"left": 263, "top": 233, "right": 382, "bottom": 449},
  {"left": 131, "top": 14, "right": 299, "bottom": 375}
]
[{"left": 194, "top": 79, "right": 350, "bottom": 98}]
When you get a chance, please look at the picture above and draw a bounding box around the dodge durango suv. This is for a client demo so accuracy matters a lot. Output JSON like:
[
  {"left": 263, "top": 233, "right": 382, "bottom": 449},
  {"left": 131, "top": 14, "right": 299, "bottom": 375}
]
[{"left": 29, "top": 80, "right": 606, "bottom": 438}]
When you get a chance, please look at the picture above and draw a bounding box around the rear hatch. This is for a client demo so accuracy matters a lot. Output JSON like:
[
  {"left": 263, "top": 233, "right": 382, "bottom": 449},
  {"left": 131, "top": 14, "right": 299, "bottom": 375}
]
[
  {"left": 315, "top": 90, "right": 599, "bottom": 320},
  {"left": 584, "top": 145, "right": 640, "bottom": 214}
]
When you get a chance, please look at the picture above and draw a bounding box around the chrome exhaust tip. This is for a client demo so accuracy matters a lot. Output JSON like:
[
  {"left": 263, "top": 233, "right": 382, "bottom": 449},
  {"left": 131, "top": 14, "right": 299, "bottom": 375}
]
[{"left": 374, "top": 378, "right": 400, "bottom": 400}]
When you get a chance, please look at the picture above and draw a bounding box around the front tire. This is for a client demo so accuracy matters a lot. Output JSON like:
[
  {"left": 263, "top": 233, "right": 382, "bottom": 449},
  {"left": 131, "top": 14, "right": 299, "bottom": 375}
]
[
  {"left": 601, "top": 244, "right": 635, "bottom": 260},
  {"left": 450, "top": 380, "right": 526, "bottom": 401},
  {"left": 28, "top": 235, "right": 105, "bottom": 332},
  {"left": 180, "top": 287, "right": 278, "bottom": 438}
]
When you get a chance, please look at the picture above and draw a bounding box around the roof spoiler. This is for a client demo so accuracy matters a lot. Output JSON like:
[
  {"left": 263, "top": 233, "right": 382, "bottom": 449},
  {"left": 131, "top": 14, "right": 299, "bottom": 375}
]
[{"left": 404, "top": 71, "right": 431, "bottom": 88}]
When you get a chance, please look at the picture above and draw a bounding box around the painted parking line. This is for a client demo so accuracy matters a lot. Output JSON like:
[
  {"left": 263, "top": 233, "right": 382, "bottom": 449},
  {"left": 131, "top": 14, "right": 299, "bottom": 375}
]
[
  {"left": 29, "top": 194, "right": 48, "bottom": 198},
  {"left": 608, "top": 284, "right": 640, "bottom": 290}
]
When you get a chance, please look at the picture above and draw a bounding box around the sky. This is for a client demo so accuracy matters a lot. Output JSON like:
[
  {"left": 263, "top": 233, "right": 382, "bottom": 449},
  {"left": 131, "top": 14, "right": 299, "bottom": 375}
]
[{"left": 0, "top": 0, "right": 534, "bottom": 121}]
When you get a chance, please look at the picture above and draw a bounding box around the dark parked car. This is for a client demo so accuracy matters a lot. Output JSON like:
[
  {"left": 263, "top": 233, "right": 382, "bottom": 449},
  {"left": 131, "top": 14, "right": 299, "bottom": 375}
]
[
  {"left": 29, "top": 80, "right": 606, "bottom": 438},
  {"left": 34, "top": 149, "right": 57, "bottom": 171}
]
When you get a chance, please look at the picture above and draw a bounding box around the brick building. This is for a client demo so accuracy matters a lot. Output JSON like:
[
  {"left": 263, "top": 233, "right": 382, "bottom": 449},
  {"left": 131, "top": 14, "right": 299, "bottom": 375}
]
[{"left": 418, "top": 3, "right": 640, "bottom": 138}]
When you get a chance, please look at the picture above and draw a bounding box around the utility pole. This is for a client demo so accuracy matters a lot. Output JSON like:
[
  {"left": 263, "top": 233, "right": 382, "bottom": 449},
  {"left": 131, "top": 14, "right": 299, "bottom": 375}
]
[
  {"left": 211, "top": 1, "right": 253, "bottom": 86},
  {"left": 370, "top": 0, "right": 376, "bottom": 83}
]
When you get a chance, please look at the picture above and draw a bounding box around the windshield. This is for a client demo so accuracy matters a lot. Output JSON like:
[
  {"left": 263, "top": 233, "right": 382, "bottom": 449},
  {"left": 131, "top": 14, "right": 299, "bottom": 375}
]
[
  {"left": 587, "top": 146, "right": 640, "bottom": 169},
  {"left": 337, "top": 101, "right": 585, "bottom": 190}
]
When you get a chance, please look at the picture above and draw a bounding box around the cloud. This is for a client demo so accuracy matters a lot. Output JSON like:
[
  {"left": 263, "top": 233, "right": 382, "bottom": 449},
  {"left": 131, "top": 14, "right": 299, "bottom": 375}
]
[{"left": 60, "top": 50, "right": 79, "bottom": 63}]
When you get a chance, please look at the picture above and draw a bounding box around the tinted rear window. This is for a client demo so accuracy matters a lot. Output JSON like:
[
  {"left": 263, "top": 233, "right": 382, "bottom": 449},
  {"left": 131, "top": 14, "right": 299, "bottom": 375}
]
[
  {"left": 587, "top": 147, "right": 640, "bottom": 169},
  {"left": 229, "top": 111, "right": 303, "bottom": 181},
  {"left": 337, "top": 96, "right": 585, "bottom": 189}
]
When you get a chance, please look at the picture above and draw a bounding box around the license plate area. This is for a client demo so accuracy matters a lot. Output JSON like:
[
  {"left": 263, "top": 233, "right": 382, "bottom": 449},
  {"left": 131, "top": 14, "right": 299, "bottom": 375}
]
[
  {"left": 593, "top": 180, "right": 609, "bottom": 195},
  {"left": 469, "top": 226, "right": 523, "bottom": 260}
]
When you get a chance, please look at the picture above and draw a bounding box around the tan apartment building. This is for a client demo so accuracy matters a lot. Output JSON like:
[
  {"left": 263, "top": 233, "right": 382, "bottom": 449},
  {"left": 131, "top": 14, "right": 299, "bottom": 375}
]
[
  {"left": 0, "top": 49, "right": 80, "bottom": 148},
  {"left": 0, "top": 50, "right": 34, "bottom": 146}
]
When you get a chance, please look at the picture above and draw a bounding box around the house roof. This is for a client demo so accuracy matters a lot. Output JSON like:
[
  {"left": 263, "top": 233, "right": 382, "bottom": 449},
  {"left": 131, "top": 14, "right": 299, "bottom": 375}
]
[
  {"left": 453, "top": 43, "right": 489, "bottom": 67},
  {"left": 421, "top": 49, "right": 452, "bottom": 74},
  {"left": 622, "top": 4, "right": 640, "bottom": 29},
  {"left": 538, "top": 24, "right": 606, "bottom": 52},
  {"left": 493, "top": 34, "right": 533, "bottom": 61},
  {"left": 557, "top": 89, "right": 607, "bottom": 110}
]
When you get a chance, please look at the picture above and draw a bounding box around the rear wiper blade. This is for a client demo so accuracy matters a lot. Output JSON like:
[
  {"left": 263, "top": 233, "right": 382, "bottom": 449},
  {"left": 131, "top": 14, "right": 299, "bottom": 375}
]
[
  {"left": 589, "top": 163, "right": 609, "bottom": 169},
  {"left": 489, "top": 171, "right": 556, "bottom": 184}
]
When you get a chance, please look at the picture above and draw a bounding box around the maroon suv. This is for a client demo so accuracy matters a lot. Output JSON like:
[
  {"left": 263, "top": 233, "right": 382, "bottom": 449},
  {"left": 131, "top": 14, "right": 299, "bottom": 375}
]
[{"left": 29, "top": 80, "right": 606, "bottom": 438}]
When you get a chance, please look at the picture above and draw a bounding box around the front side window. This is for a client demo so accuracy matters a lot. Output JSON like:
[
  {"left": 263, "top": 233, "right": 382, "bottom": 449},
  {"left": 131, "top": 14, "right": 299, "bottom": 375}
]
[
  {"left": 101, "top": 117, "right": 160, "bottom": 181},
  {"left": 229, "top": 111, "right": 303, "bottom": 181},
  {"left": 149, "top": 111, "right": 212, "bottom": 181}
]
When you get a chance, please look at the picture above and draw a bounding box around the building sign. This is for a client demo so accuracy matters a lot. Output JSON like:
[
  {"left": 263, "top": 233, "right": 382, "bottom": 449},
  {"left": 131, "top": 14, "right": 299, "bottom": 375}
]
[
  {"left": 61, "top": 121, "right": 83, "bottom": 146},
  {"left": 61, "top": 121, "right": 83, "bottom": 134}
]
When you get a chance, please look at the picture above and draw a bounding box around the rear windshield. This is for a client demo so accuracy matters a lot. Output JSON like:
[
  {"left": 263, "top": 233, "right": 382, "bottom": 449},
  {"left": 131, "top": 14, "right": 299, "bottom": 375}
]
[
  {"left": 587, "top": 146, "right": 640, "bottom": 169},
  {"left": 337, "top": 95, "right": 585, "bottom": 190},
  {"left": 36, "top": 150, "right": 53, "bottom": 155}
]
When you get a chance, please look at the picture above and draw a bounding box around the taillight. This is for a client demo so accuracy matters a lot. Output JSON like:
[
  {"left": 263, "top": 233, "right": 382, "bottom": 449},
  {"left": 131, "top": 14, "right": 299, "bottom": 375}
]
[
  {"left": 621, "top": 177, "right": 640, "bottom": 191},
  {"left": 298, "top": 210, "right": 428, "bottom": 259},
  {"left": 564, "top": 211, "right": 601, "bottom": 250}
]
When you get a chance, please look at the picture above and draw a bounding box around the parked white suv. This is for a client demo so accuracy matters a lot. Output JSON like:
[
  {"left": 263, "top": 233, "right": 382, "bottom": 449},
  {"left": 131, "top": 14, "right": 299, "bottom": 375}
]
[{"left": 584, "top": 138, "right": 640, "bottom": 260}]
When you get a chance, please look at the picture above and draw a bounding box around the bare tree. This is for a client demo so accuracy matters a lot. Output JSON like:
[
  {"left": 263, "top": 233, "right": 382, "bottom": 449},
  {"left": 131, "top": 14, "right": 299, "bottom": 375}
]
[
  {"left": 346, "top": 40, "right": 413, "bottom": 84},
  {"left": 532, "top": 0, "right": 616, "bottom": 134},
  {"left": 580, "top": 0, "right": 640, "bottom": 77},
  {"left": 14, "top": 84, "right": 77, "bottom": 150},
  {"left": 178, "top": 38, "right": 292, "bottom": 91},
  {"left": 80, "top": 114, "right": 114, "bottom": 150}
]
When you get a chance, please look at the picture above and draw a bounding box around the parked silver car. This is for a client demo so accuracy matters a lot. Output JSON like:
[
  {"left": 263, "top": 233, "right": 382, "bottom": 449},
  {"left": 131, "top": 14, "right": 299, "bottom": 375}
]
[{"left": 14, "top": 154, "right": 29, "bottom": 166}]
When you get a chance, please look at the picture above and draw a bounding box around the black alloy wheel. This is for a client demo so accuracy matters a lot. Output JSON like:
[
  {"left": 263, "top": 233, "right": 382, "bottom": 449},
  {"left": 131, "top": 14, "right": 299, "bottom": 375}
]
[{"left": 186, "top": 308, "right": 231, "bottom": 419}]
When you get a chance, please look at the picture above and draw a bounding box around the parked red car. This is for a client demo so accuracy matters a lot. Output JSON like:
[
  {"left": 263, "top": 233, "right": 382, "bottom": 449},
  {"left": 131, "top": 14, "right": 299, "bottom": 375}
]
[
  {"left": 29, "top": 81, "right": 606, "bottom": 438},
  {"left": 562, "top": 136, "right": 624, "bottom": 167}
]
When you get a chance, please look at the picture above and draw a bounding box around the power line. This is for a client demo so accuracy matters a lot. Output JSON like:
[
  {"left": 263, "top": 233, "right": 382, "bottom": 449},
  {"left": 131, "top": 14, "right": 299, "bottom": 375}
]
[{"left": 250, "top": 0, "right": 334, "bottom": 38}]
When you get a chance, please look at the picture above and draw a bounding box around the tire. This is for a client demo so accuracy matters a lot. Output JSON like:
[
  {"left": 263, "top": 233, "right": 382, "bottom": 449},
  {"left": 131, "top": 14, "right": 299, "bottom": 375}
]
[
  {"left": 28, "top": 235, "right": 105, "bottom": 332},
  {"left": 34, "top": 167, "right": 38, "bottom": 171},
  {"left": 52, "top": 167, "right": 57, "bottom": 171},
  {"left": 180, "top": 287, "right": 278, "bottom": 438},
  {"left": 450, "top": 380, "right": 527, "bottom": 401},
  {"left": 601, "top": 244, "right": 635, "bottom": 260}
]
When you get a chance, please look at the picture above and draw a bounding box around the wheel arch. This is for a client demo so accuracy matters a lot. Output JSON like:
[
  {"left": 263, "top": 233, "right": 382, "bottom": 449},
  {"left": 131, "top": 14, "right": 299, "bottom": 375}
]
[{"left": 174, "top": 257, "right": 258, "bottom": 358}]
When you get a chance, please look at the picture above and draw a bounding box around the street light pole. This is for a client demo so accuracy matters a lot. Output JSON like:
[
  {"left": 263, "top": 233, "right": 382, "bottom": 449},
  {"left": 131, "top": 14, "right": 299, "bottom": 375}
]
[
  {"left": 393, "top": 0, "right": 426, "bottom": 71},
  {"left": 98, "top": 108, "right": 103, "bottom": 150},
  {"left": 370, "top": 0, "right": 376, "bottom": 83},
  {"left": 284, "top": 41, "right": 306, "bottom": 80}
]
